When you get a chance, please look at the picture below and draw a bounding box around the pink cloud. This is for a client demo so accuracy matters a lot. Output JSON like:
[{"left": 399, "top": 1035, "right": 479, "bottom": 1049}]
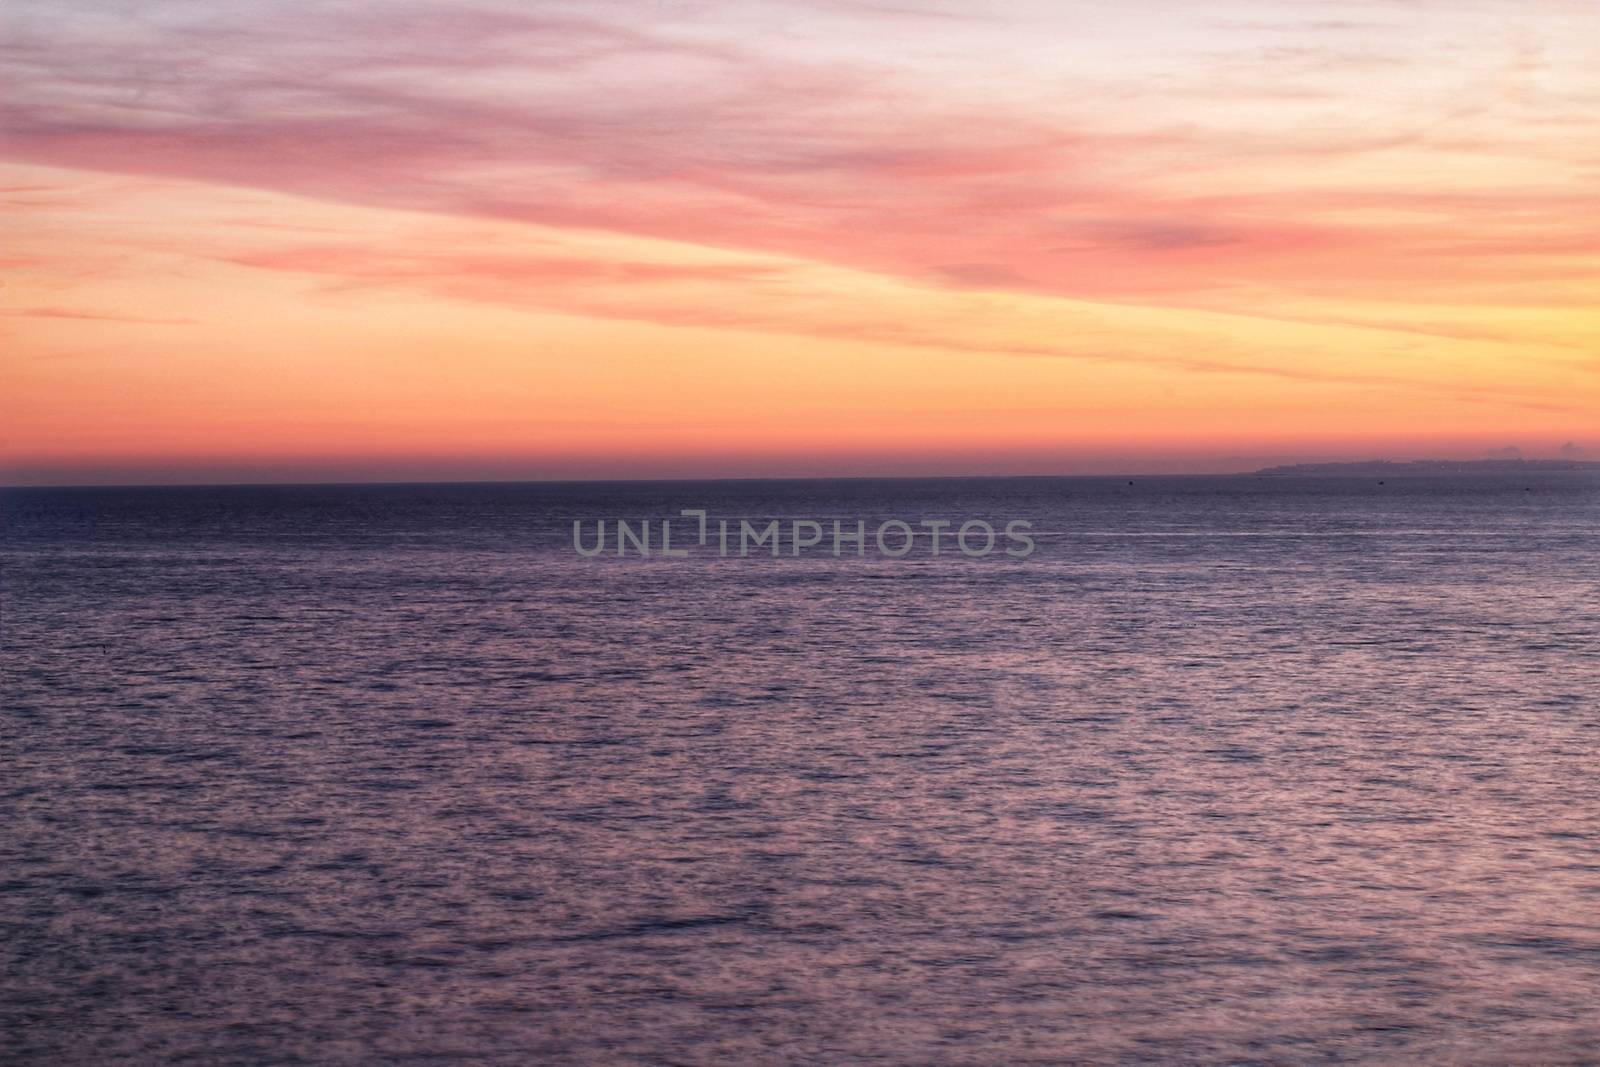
[
  {"left": 7, "top": 306, "right": 197, "bottom": 324},
  {"left": 2, "top": 0, "right": 1596, "bottom": 318}
]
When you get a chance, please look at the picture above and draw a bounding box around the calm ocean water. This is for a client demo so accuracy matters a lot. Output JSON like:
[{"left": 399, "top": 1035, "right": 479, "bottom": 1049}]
[{"left": 3, "top": 474, "right": 1599, "bottom": 1064}]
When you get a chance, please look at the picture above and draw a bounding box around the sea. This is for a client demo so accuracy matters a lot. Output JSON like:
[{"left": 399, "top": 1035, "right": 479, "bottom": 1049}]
[{"left": 2, "top": 473, "right": 1598, "bottom": 1064}]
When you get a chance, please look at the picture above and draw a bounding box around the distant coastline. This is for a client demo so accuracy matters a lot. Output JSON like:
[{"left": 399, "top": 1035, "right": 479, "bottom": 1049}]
[{"left": 1253, "top": 459, "right": 1600, "bottom": 476}]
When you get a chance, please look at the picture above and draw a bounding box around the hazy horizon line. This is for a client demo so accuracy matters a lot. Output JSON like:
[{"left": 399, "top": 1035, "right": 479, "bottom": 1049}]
[{"left": 7, "top": 461, "right": 1597, "bottom": 493}]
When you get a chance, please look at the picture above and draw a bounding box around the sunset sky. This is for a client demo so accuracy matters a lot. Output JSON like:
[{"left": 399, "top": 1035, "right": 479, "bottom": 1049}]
[{"left": 3, "top": 0, "right": 1597, "bottom": 483}]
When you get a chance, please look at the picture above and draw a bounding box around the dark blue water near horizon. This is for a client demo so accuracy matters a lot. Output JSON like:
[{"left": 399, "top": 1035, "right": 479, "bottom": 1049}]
[{"left": 3, "top": 474, "right": 1599, "bottom": 1064}]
